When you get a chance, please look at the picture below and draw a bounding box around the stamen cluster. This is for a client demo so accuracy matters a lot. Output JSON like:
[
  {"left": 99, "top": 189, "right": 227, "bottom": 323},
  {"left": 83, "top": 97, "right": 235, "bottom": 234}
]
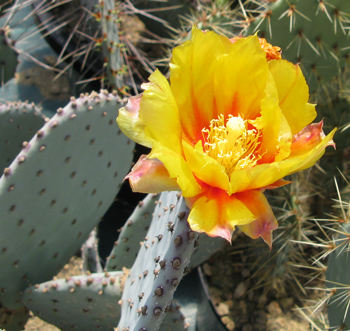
[{"left": 202, "top": 115, "right": 261, "bottom": 176}]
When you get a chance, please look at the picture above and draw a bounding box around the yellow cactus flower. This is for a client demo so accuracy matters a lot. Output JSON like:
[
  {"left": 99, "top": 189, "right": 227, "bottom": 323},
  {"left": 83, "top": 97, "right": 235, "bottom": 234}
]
[{"left": 117, "top": 27, "right": 336, "bottom": 247}]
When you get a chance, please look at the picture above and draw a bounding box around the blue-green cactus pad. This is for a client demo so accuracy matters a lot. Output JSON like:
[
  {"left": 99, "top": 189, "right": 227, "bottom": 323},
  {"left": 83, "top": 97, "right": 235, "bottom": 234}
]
[
  {"left": 0, "top": 101, "right": 46, "bottom": 171},
  {"left": 23, "top": 271, "right": 186, "bottom": 331},
  {"left": 106, "top": 193, "right": 160, "bottom": 271},
  {"left": 0, "top": 90, "right": 134, "bottom": 309},
  {"left": 23, "top": 271, "right": 124, "bottom": 330},
  {"left": 117, "top": 191, "right": 197, "bottom": 331}
]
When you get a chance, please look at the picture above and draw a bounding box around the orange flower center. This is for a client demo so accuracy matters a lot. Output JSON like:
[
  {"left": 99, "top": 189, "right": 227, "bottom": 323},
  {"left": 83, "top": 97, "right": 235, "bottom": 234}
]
[{"left": 202, "top": 115, "right": 262, "bottom": 176}]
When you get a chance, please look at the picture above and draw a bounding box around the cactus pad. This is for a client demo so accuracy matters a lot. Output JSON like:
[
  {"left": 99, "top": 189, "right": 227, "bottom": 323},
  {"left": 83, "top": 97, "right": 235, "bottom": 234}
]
[
  {"left": 245, "top": 0, "right": 350, "bottom": 94},
  {"left": 0, "top": 101, "right": 46, "bottom": 171},
  {"left": 0, "top": 91, "right": 134, "bottom": 309},
  {"left": 23, "top": 271, "right": 124, "bottom": 330},
  {"left": 106, "top": 193, "right": 160, "bottom": 272},
  {"left": 326, "top": 222, "right": 350, "bottom": 329},
  {"left": 0, "top": 28, "right": 18, "bottom": 85},
  {"left": 117, "top": 191, "right": 198, "bottom": 331}
]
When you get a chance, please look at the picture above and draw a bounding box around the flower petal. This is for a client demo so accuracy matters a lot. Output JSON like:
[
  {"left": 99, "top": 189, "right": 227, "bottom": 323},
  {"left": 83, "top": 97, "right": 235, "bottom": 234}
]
[
  {"left": 117, "top": 95, "right": 153, "bottom": 148},
  {"left": 187, "top": 187, "right": 256, "bottom": 242},
  {"left": 139, "top": 69, "right": 182, "bottom": 154},
  {"left": 125, "top": 155, "right": 180, "bottom": 193},
  {"left": 264, "top": 178, "right": 292, "bottom": 190},
  {"left": 149, "top": 142, "right": 203, "bottom": 197},
  {"left": 236, "top": 190, "right": 278, "bottom": 248},
  {"left": 229, "top": 128, "right": 336, "bottom": 194},
  {"left": 251, "top": 71, "right": 292, "bottom": 164},
  {"left": 214, "top": 35, "right": 269, "bottom": 120},
  {"left": 290, "top": 120, "right": 331, "bottom": 157},
  {"left": 268, "top": 60, "right": 317, "bottom": 135},
  {"left": 182, "top": 140, "right": 229, "bottom": 191},
  {"left": 170, "top": 27, "right": 227, "bottom": 145}
]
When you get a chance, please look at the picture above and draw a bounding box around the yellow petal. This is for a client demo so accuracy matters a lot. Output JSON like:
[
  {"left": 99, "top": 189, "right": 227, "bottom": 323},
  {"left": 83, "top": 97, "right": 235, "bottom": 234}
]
[
  {"left": 139, "top": 69, "right": 182, "bottom": 154},
  {"left": 187, "top": 187, "right": 256, "bottom": 242},
  {"left": 251, "top": 71, "right": 292, "bottom": 163},
  {"left": 125, "top": 155, "right": 180, "bottom": 193},
  {"left": 268, "top": 60, "right": 317, "bottom": 135},
  {"left": 117, "top": 95, "right": 153, "bottom": 148},
  {"left": 170, "top": 27, "right": 227, "bottom": 145},
  {"left": 182, "top": 140, "right": 229, "bottom": 191},
  {"left": 229, "top": 128, "right": 336, "bottom": 194},
  {"left": 148, "top": 142, "right": 203, "bottom": 197},
  {"left": 214, "top": 35, "right": 268, "bottom": 120},
  {"left": 236, "top": 190, "right": 278, "bottom": 248}
]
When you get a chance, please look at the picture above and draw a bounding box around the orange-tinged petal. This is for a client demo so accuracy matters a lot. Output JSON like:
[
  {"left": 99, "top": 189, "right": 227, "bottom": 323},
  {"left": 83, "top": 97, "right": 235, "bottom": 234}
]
[
  {"left": 268, "top": 60, "right": 317, "bottom": 135},
  {"left": 117, "top": 95, "right": 153, "bottom": 148},
  {"left": 214, "top": 35, "right": 269, "bottom": 120},
  {"left": 170, "top": 27, "right": 227, "bottom": 145},
  {"left": 264, "top": 178, "right": 292, "bottom": 190},
  {"left": 236, "top": 190, "right": 278, "bottom": 248},
  {"left": 148, "top": 142, "right": 203, "bottom": 197},
  {"left": 229, "top": 36, "right": 282, "bottom": 61},
  {"left": 125, "top": 155, "right": 180, "bottom": 193},
  {"left": 187, "top": 188, "right": 256, "bottom": 242},
  {"left": 139, "top": 69, "right": 182, "bottom": 154},
  {"left": 294, "top": 127, "right": 336, "bottom": 171},
  {"left": 290, "top": 121, "right": 332, "bottom": 156},
  {"left": 182, "top": 140, "right": 229, "bottom": 191},
  {"left": 229, "top": 128, "right": 336, "bottom": 194}
]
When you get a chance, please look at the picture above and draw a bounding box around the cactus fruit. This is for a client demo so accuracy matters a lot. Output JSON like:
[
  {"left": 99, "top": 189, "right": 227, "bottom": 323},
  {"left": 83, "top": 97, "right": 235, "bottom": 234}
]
[
  {"left": 0, "top": 101, "right": 46, "bottom": 171},
  {"left": 117, "top": 191, "right": 198, "bottom": 331},
  {"left": 0, "top": 90, "right": 134, "bottom": 310},
  {"left": 106, "top": 193, "right": 160, "bottom": 272},
  {"left": 244, "top": 0, "right": 350, "bottom": 95}
]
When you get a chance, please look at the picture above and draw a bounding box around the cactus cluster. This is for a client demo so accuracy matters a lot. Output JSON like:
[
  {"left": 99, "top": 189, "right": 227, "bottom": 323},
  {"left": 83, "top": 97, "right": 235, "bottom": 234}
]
[
  {"left": 244, "top": 0, "right": 350, "bottom": 95},
  {"left": 1, "top": 0, "right": 350, "bottom": 330}
]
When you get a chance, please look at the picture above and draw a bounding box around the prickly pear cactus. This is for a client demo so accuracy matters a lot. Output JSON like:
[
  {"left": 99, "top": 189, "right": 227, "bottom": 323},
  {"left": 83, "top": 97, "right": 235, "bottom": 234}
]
[
  {"left": 98, "top": 0, "right": 127, "bottom": 91},
  {"left": 106, "top": 193, "right": 160, "bottom": 271},
  {"left": 0, "top": 90, "right": 134, "bottom": 310},
  {"left": 245, "top": 0, "right": 350, "bottom": 94},
  {"left": 0, "top": 27, "right": 18, "bottom": 85},
  {"left": 117, "top": 191, "right": 198, "bottom": 331},
  {"left": 0, "top": 101, "right": 46, "bottom": 171},
  {"left": 23, "top": 271, "right": 124, "bottom": 330},
  {"left": 81, "top": 228, "right": 103, "bottom": 274},
  {"left": 23, "top": 270, "right": 186, "bottom": 331},
  {"left": 326, "top": 222, "right": 350, "bottom": 330}
]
